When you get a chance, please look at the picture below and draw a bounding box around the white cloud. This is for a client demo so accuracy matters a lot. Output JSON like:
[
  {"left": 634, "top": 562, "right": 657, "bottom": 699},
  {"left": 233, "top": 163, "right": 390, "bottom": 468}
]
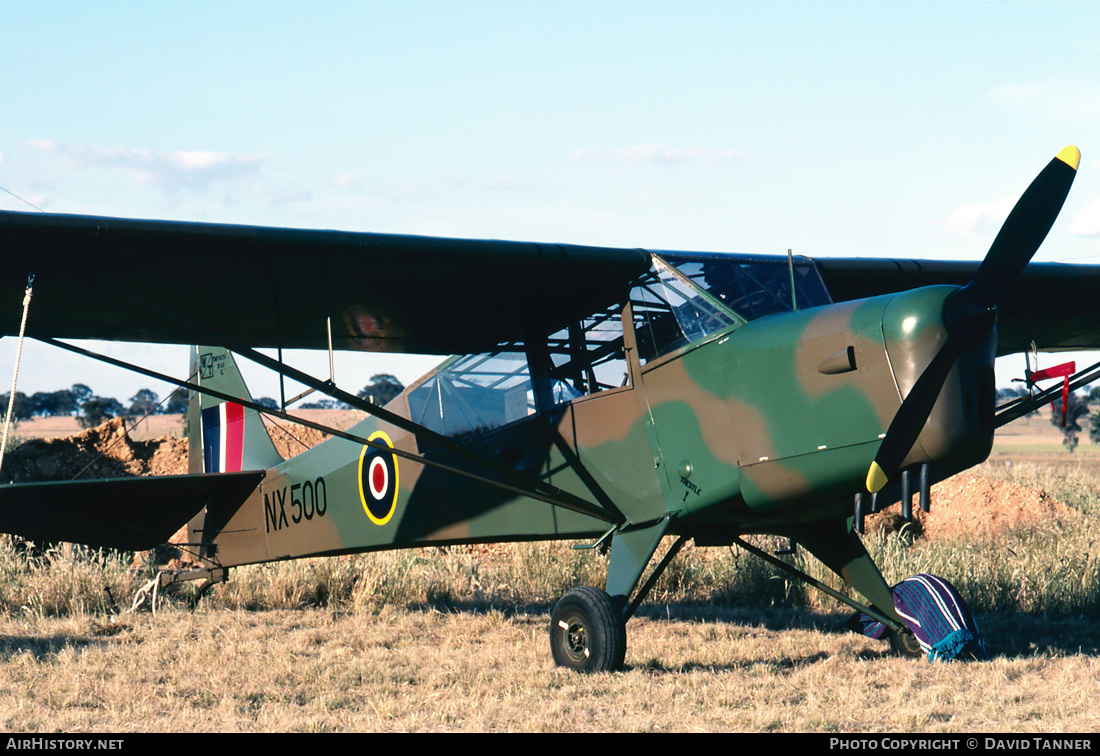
[
  {"left": 329, "top": 172, "right": 362, "bottom": 192},
  {"left": 25, "top": 138, "right": 56, "bottom": 152},
  {"left": 571, "top": 144, "right": 748, "bottom": 168},
  {"left": 1068, "top": 197, "right": 1100, "bottom": 236},
  {"left": 268, "top": 190, "right": 312, "bottom": 206},
  {"left": 941, "top": 197, "right": 1015, "bottom": 238},
  {"left": 25, "top": 139, "right": 268, "bottom": 196}
]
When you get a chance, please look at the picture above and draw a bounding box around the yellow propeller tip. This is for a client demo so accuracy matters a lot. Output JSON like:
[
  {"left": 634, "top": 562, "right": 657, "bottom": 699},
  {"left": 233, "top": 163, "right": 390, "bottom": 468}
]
[
  {"left": 866, "top": 462, "right": 888, "bottom": 493},
  {"left": 1056, "top": 145, "right": 1081, "bottom": 171}
]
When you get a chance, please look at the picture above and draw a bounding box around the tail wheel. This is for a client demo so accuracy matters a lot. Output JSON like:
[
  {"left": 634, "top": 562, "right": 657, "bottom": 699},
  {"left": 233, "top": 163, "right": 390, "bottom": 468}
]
[
  {"left": 888, "top": 629, "right": 924, "bottom": 659},
  {"left": 550, "top": 586, "right": 626, "bottom": 673}
]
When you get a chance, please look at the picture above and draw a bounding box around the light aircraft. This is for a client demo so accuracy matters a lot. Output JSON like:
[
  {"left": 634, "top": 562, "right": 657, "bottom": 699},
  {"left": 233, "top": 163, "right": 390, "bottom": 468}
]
[{"left": 0, "top": 146, "right": 1095, "bottom": 671}]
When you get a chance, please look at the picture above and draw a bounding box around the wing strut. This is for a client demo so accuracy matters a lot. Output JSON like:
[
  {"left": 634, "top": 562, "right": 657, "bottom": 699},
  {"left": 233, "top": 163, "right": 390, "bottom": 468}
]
[
  {"left": 55, "top": 267, "right": 628, "bottom": 520},
  {"left": 36, "top": 336, "right": 622, "bottom": 525},
  {"left": 995, "top": 356, "right": 1100, "bottom": 428}
]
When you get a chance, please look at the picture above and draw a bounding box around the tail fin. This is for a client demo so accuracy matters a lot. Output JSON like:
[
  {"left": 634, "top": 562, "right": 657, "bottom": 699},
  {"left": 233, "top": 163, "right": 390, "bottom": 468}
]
[{"left": 188, "top": 346, "right": 282, "bottom": 474}]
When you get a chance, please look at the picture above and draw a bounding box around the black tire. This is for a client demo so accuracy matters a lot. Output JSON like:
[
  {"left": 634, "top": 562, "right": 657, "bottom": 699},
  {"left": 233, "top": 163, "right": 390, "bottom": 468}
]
[
  {"left": 550, "top": 586, "right": 626, "bottom": 673},
  {"left": 888, "top": 629, "right": 924, "bottom": 659}
]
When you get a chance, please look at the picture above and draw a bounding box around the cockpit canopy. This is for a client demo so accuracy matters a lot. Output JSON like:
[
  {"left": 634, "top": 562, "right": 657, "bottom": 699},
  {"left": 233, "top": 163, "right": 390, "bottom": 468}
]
[
  {"left": 406, "top": 256, "right": 743, "bottom": 439},
  {"left": 660, "top": 251, "right": 832, "bottom": 321}
]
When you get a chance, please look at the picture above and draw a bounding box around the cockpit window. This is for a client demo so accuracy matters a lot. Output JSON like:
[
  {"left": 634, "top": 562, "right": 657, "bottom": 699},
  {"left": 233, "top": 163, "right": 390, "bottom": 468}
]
[
  {"left": 660, "top": 253, "right": 832, "bottom": 321},
  {"left": 546, "top": 304, "right": 630, "bottom": 396},
  {"left": 406, "top": 305, "right": 632, "bottom": 440},
  {"left": 630, "top": 257, "right": 743, "bottom": 366},
  {"left": 407, "top": 351, "right": 533, "bottom": 439}
]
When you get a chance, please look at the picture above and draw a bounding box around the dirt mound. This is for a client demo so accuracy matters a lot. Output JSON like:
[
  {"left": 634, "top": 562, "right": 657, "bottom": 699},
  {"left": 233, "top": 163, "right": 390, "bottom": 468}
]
[
  {"left": 865, "top": 473, "right": 1083, "bottom": 542},
  {"left": 2, "top": 418, "right": 188, "bottom": 484},
  {"left": 1, "top": 413, "right": 348, "bottom": 485}
]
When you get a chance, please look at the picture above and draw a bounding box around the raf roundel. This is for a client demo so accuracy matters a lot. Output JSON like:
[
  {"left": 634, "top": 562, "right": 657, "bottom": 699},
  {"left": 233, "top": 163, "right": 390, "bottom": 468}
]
[{"left": 358, "top": 431, "right": 399, "bottom": 525}]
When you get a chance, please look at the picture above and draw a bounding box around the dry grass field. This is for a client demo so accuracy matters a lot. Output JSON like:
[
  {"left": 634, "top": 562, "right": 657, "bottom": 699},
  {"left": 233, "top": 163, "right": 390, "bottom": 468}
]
[
  {"left": 992, "top": 405, "right": 1100, "bottom": 457},
  {"left": 1, "top": 606, "right": 1098, "bottom": 732},
  {"left": 1, "top": 410, "right": 1099, "bottom": 732}
]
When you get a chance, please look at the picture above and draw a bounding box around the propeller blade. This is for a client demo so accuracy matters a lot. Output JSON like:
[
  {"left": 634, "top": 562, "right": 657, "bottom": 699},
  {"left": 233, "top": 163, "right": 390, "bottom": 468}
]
[
  {"left": 960, "top": 145, "right": 1080, "bottom": 311},
  {"left": 866, "top": 146, "right": 1079, "bottom": 493}
]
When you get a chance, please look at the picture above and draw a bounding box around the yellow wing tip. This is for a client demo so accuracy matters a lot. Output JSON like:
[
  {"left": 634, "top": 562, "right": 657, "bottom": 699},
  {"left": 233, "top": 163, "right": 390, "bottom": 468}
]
[
  {"left": 866, "top": 462, "right": 888, "bottom": 493},
  {"left": 1056, "top": 145, "right": 1081, "bottom": 171}
]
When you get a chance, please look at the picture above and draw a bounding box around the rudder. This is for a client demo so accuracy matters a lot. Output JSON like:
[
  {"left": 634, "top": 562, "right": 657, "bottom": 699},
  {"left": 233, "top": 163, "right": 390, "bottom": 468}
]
[{"left": 188, "top": 346, "right": 283, "bottom": 474}]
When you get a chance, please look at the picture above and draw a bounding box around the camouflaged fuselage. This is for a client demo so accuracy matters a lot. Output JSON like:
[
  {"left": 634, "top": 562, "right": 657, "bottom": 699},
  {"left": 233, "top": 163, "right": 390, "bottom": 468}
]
[{"left": 204, "top": 283, "right": 993, "bottom": 569}]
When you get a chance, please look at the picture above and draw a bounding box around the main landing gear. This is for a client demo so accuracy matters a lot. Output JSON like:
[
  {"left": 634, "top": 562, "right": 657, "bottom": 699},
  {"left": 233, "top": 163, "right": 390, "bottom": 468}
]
[
  {"left": 549, "top": 586, "right": 626, "bottom": 673},
  {"left": 549, "top": 525, "right": 685, "bottom": 673},
  {"left": 549, "top": 520, "right": 919, "bottom": 672}
]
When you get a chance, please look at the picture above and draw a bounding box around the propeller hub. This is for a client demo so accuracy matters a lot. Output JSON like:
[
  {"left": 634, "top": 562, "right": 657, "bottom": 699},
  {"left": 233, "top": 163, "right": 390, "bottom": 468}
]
[{"left": 943, "top": 288, "right": 998, "bottom": 345}]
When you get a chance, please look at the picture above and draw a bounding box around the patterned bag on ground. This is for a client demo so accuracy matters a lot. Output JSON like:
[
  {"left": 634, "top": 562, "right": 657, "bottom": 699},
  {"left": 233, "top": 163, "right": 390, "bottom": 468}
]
[{"left": 849, "top": 573, "right": 988, "bottom": 661}]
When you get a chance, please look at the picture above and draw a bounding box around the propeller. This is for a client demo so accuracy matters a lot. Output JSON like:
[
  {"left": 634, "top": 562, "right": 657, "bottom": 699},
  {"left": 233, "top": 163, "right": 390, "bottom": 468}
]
[{"left": 866, "top": 146, "right": 1080, "bottom": 493}]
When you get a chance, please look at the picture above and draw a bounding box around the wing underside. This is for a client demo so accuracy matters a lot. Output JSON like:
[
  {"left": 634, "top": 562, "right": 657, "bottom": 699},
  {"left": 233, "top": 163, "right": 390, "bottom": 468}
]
[
  {"left": 0, "top": 211, "right": 651, "bottom": 355},
  {"left": 5, "top": 210, "right": 1098, "bottom": 358}
]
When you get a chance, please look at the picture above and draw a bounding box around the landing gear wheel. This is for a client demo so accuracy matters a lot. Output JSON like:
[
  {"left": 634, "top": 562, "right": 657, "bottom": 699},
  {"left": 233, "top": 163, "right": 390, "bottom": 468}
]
[
  {"left": 550, "top": 586, "right": 626, "bottom": 673},
  {"left": 888, "top": 628, "right": 924, "bottom": 659}
]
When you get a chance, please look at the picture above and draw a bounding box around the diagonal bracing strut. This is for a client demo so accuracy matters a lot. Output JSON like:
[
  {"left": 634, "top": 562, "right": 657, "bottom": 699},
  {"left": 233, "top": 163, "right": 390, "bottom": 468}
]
[{"left": 36, "top": 336, "right": 622, "bottom": 525}]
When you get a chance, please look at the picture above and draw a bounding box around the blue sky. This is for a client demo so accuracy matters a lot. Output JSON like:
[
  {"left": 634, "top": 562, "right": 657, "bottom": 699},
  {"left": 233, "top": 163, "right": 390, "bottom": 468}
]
[{"left": 2, "top": 1, "right": 1100, "bottom": 404}]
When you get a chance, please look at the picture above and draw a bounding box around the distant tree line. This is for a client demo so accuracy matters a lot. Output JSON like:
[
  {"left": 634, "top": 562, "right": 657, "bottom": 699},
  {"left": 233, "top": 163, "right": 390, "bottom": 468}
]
[
  {"left": 0, "top": 374, "right": 406, "bottom": 429},
  {"left": 277, "top": 373, "right": 406, "bottom": 411},
  {"left": 0, "top": 384, "right": 190, "bottom": 429}
]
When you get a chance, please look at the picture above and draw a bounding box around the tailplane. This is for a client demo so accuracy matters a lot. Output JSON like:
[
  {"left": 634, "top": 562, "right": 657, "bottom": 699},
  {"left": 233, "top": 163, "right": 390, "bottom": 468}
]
[{"left": 188, "top": 346, "right": 282, "bottom": 474}]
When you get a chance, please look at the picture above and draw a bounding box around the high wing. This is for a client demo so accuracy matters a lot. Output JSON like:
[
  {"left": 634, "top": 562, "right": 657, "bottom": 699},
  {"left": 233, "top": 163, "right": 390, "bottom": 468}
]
[
  {"left": 4, "top": 209, "right": 1098, "bottom": 358},
  {"left": 0, "top": 210, "right": 650, "bottom": 354},
  {"left": 814, "top": 257, "right": 1100, "bottom": 356}
]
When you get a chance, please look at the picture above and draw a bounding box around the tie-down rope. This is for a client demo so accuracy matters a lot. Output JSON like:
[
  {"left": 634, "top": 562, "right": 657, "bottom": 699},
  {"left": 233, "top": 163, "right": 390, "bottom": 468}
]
[{"left": 0, "top": 274, "right": 35, "bottom": 476}]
